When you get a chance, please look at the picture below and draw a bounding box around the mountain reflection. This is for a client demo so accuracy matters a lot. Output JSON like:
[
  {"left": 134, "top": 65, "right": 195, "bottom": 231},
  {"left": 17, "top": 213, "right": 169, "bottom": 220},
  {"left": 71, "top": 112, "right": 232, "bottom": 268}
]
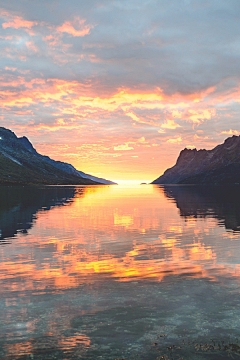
[
  {"left": 1, "top": 184, "right": 240, "bottom": 296},
  {"left": 161, "top": 185, "right": 240, "bottom": 231},
  {"left": 0, "top": 186, "right": 82, "bottom": 242}
]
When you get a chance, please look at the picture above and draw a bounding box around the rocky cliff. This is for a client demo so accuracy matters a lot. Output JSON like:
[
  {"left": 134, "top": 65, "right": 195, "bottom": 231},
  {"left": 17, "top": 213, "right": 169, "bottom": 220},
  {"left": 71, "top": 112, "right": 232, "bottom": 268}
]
[
  {"left": 0, "top": 127, "right": 115, "bottom": 185},
  {"left": 152, "top": 135, "right": 240, "bottom": 185}
]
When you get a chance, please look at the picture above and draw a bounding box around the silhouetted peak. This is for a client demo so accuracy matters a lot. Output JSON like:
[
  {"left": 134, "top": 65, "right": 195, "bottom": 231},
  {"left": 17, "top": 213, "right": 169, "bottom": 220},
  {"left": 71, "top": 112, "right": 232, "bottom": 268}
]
[
  {"left": 18, "top": 136, "right": 37, "bottom": 153},
  {"left": 176, "top": 147, "right": 207, "bottom": 166},
  {"left": 223, "top": 135, "right": 240, "bottom": 148},
  {"left": 0, "top": 127, "right": 18, "bottom": 141}
]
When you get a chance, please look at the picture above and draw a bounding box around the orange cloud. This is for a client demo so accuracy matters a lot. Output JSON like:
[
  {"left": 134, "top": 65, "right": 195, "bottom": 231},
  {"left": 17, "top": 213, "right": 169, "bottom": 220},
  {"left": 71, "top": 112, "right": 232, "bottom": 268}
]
[
  {"left": 2, "top": 73, "right": 240, "bottom": 181},
  {"left": 0, "top": 75, "right": 220, "bottom": 126}
]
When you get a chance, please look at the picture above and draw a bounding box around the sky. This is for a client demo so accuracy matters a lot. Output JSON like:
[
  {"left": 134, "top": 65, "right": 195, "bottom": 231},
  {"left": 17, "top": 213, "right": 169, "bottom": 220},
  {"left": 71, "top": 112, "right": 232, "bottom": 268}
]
[{"left": 0, "top": 0, "right": 240, "bottom": 182}]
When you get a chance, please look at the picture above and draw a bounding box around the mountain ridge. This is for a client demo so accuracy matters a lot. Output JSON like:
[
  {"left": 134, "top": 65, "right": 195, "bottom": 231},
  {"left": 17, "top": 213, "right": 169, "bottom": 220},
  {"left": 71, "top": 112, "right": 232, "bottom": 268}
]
[
  {"left": 152, "top": 135, "right": 240, "bottom": 185},
  {"left": 0, "top": 127, "right": 116, "bottom": 185}
]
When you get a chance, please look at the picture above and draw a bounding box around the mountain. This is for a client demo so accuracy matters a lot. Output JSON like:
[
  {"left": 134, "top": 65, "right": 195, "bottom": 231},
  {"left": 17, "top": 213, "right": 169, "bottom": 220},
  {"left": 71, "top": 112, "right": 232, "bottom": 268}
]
[
  {"left": 0, "top": 127, "right": 116, "bottom": 185},
  {"left": 18, "top": 135, "right": 115, "bottom": 185},
  {"left": 152, "top": 135, "right": 240, "bottom": 185}
]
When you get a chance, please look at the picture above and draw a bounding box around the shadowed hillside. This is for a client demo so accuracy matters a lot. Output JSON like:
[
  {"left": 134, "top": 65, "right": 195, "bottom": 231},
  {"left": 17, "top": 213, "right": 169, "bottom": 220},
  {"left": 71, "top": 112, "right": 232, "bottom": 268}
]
[
  {"left": 0, "top": 127, "right": 115, "bottom": 185},
  {"left": 152, "top": 136, "right": 240, "bottom": 184}
]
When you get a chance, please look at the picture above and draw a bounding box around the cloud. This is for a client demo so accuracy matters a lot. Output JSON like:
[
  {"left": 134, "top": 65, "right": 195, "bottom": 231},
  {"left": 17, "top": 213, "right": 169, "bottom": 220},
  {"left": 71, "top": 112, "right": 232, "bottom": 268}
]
[
  {"left": 138, "top": 137, "right": 146, "bottom": 143},
  {"left": 0, "top": 9, "right": 37, "bottom": 31},
  {"left": 2, "top": 18, "right": 36, "bottom": 29},
  {"left": 161, "top": 119, "right": 181, "bottom": 129},
  {"left": 56, "top": 17, "right": 93, "bottom": 37},
  {"left": 167, "top": 137, "right": 182, "bottom": 144},
  {"left": 187, "top": 109, "right": 216, "bottom": 124},
  {"left": 126, "top": 111, "right": 140, "bottom": 121},
  {"left": 221, "top": 129, "right": 239, "bottom": 135},
  {"left": 113, "top": 137, "right": 147, "bottom": 151},
  {"left": 1, "top": 1, "right": 240, "bottom": 180},
  {"left": 114, "top": 144, "right": 134, "bottom": 151}
]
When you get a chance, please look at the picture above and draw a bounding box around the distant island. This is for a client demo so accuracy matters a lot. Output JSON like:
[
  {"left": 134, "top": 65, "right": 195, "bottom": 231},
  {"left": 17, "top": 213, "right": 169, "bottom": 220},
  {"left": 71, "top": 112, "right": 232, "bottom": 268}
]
[
  {"left": 0, "top": 127, "right": 116, "bottom": 185},
  {"left": 152, "top": 135, "right": 240, "bottom": 185}
]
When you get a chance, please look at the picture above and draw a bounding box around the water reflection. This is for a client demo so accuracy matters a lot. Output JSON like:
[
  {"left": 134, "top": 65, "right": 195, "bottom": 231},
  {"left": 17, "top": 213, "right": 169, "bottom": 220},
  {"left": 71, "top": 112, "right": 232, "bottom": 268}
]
[
  {"left": 0, "top": 186, "right": 81, "bottom": 243},
  {"left": 161, "top": 185, "right": 240, "bottom": 231},
  {"left": 1, "top": 185, "right": 240, "bottom": 359},
  {"left": 1, "top": 185, "right": 240, "bottom": 293}
]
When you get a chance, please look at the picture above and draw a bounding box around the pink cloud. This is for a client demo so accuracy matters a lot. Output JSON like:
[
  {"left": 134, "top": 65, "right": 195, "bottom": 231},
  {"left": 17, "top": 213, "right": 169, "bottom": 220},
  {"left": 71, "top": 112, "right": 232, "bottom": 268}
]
[
  {"left": 56, "top": 17, "right": 93, "bottom": 37},
  {"left": 25, "top": 40, "right": 38, "bottom": 54},
  {"left": 0, "top": 9, "right": 37, "bottom": 30},
  {"left": 2, "top": 18, "right": 36, "bottom": 29}
]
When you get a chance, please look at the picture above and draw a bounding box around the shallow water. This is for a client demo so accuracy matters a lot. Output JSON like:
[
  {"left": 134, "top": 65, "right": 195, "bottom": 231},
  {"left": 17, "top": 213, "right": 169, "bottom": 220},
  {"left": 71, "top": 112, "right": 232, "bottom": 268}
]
[{"left": 1, "top": 184, "right": 240, "bottom": 359}]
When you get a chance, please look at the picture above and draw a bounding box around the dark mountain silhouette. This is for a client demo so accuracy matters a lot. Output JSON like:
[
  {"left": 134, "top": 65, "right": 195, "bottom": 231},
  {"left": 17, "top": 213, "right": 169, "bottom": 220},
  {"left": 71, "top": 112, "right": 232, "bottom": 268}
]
[
  {"left": 0, "top": 186, "right": 85, "bottom": 243},
  {"left": 0, "top": 127, "right": 115, "bottom": 185},
  {"left": 161, "top": 185, "right": 240, "bottom": 232},
  {"left": 152, "top": 135, "right": 240, "bottom": 184}
]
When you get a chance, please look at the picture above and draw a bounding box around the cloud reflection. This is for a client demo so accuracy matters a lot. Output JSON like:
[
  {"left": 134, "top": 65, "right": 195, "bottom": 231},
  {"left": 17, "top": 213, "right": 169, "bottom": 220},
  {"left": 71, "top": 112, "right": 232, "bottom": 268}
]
[
  {"left": 1, "top": 185, "right": 240, "bottom": 297},
  {"left": 1, "top": 184, "right": 240, "bottom": 358}
]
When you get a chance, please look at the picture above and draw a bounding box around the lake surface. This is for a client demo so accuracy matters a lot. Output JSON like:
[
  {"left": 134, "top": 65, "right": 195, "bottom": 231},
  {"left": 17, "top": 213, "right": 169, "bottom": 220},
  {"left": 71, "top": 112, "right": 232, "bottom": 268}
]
[{"left": 1, "top": 184, "right": 240, "bottom": 359}]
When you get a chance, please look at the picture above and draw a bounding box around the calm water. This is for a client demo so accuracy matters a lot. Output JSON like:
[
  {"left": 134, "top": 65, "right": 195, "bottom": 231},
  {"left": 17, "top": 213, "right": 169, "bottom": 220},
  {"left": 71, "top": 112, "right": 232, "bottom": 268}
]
[{"left": 1, "top": 185, "right": 240, "bottom": 359}]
